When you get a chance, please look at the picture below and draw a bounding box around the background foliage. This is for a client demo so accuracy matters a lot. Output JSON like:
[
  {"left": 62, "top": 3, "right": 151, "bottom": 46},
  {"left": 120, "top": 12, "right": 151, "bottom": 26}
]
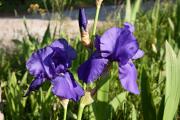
[{"left": 0, "top": 0, "right": 180, "bottom": 120}]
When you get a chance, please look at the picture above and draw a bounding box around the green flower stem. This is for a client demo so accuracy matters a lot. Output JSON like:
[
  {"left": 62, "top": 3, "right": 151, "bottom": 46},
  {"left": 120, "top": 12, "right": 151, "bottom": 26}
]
[
  {"left": 77, "top": 104, "right": 85, "bottom": 120},
  {"left": 92, "top": 5, "right": 101, "bottom": 37},
  {"left": 63, "top": 108, "right": 67, "bottom": 120},
  {"left": 77, "top": 90, "right": 94, "bottom": 120},
  {"left": 77, "top": 84, "right": 86, "bottom": 120},
  {"left": 60, "top": 99, "right": 69, "bottom": 120}
]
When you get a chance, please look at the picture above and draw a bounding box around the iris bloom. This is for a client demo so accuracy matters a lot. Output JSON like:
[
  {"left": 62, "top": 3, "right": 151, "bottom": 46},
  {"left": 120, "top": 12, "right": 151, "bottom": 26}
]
[
  {"left": 25, "top": 39, "right": 84, "bottom": 101},
  {"left": 78, "top": 23, "right": 144, "bottom": 94}
]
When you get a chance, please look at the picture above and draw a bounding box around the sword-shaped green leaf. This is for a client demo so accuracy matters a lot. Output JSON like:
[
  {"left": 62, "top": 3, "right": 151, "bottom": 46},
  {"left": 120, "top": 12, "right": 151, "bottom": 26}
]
[{"left": 163, "top": 41, "right": 180, "bottom": 120}]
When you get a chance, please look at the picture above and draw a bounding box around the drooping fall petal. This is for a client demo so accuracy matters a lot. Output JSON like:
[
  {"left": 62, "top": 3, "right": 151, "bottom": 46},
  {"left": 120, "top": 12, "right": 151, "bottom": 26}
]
[
  {"left": 25, "top": 77, "right": 45, "bottom": 96},
  {"left": 118, "top": 61, "right": 139, "bottom": 94},
  {"left": 78, "top": 52, "right": 109, "bottom": 83},
  {"left": 51, "top": 72, "right": 84, "bottom": 101}
]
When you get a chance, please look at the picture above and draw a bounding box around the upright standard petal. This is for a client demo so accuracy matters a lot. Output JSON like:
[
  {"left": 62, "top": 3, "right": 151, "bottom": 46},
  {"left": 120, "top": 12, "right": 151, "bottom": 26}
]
[
  {"left": 118, "top": 61, "right": 139, "bottom": 94},
  {"left": 79, "top": 8, "right": 88, "bottom": 31},
  {"left": 50, "top": 39, "right": 77, "bottom": 60},
  {"left": 26, "top": 47, "right": 54, "bottom": 78},
  {"left": 51, "top": 72, "right": 84, "bottom": 101},
  {"left": 25, "top": 77, "right": 45, "bottom": 96},
  {"left": 112, "top": 30, "right": 139, "bottom": 64},
  {"left": 98, "top": 27, "right": 122, "bottom": 57},
  {"left": 78, "top": 52, "right": 109, "bottom": 83},
  {"left": 97, "top": 24, "right": 138, "bottom": 64},
  {"left": 51, "top": 47, "right": 71, "bottom": 69}
]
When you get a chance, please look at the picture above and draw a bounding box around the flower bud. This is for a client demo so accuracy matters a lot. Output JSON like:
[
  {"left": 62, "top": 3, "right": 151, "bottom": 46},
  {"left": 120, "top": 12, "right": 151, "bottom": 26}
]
[
  {"left": 79, "top": 8, "right": 88, "bottom": 31},
  {"left": 78, "top": 8, "right": 91, "bottom": 47}
]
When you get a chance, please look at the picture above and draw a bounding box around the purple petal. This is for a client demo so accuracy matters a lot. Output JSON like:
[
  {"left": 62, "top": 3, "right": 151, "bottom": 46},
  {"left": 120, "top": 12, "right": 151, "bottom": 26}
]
[
  {"left": 97, "top": 26, "right": 139, "bottom": 64},
  {"left": 114, "top": 35, "right": 139, "bottom": 65},
  {"left": 50, "top": 39, "right": 76, "bottom": 69},
  {"left": 98, "top": 27, "right": 122, "bottom": 58},
  {"left": 25, "top": 77, "right": 45, "bottom": 96},
  {"left": 94, "top": 35, "right": 101, "bottom": 51},
  {"left": 50, "top": 39, "right": 77, "bottom": 60},
  {"left": 124, "top": 22, "right": 135, "bottom": 33},
  {"left": 51, "top": 47, "right": 71, "bottom": 68},
  {"left": 79, "top": 8, "right": 88, "bottom": 31},
  {"left": 51, "top": 72, "right": 84, "bottom": 101},
  {"left": 55, "top": 64, "right": 66, "bottom": 74},
  {"left": 132, "top": 49, "right": 144, "bottom": 60},
  {"left": 26, "top": 47, "right": 54, "bottom": 78},
  {"left": 118, "top": 61, "right": 139, "bottom": 94},
  {"left": 78, "top": 52, "right": 109, "bottom": 83}
]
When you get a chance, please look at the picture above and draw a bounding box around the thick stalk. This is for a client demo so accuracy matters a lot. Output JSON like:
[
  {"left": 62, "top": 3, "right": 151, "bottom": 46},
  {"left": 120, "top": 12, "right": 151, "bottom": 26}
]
[
  {"left": 77, "top": 104, "right": 84, "bottom": 120},
  {"left": 63, "top": 108, "right": 67, "bottom": 120},
  {"left": 60, "top": 99, "right": 69, "bottom": 120}
]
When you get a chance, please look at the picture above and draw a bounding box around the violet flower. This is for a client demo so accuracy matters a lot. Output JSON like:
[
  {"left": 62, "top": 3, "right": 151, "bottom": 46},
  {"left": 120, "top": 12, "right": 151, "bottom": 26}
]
[
  {"left": 78, "top": 23, "right": 144, "bottom": 94},
  {"left": 25, "top": 39, "right": 84, "bottom": 101}
]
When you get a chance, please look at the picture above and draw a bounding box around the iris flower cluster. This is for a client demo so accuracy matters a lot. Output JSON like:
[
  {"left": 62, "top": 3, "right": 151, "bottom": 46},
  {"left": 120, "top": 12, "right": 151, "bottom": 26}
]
[
  {"left": 25, "top": 39, "right": 84, "bottom": 101},
  {"left": 78, "top": 23, "right": 144, "bottom": 94},
  {"left": 78, "top": 8, "right": 144, "bottom": 94},
  {"left": 25, "top": 8, "right": 143, "bottom": 101}
]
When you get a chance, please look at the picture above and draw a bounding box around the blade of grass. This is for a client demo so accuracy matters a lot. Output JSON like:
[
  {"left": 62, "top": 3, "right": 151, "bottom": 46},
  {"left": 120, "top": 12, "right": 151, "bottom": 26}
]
[
  {"left": 41, "top": 22, "right": 51, "bottom": 47},
  {"left": 140, "top": 67, "right": 156, "bottom": 120},
  {"left": 125, "top": 0, "right": 131, "bottom": 22},
  {"left": 131, "top": 0, "right": 141, "bottom": 24}
]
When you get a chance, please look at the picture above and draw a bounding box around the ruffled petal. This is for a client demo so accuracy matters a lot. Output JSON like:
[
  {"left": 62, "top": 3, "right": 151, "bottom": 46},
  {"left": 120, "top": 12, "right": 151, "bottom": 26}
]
[
  {"left": 112, "top": 30, "right": 139, "bottom": 64},
  {"left": 51, "top": 47, "right": 71, "bottom": 68},
  {"left": 97, "top": 24, "right": 138, "bottom": 64},
  {"left": 78, "top": 52, "right": 109, "bottom": 83},
  {"left": 26, "top": 47, "right": 54, "bottom": 78},
  {"left": 132, "top": 49, "right": 144, "bottom": 60},
  {"left": 55, "top": 64, "right": 66, "bottom": 74},
  {"left": 51, "top": 72, "right": 84, "bottom": 101},
  {"left": 118, "top": 61, "right": 139, "bottom": 94},
  {"left": 25, "top": 77, "right": 45, "bottom": 96},
  {"left": 50, "top": 39, "right": 76, "bottom": 68},
  {"left": 50, "top": 39, "right": 77, "bottom": 60},
  {"left": 98, "top": 27, "right": 122, "bottom": 58}
]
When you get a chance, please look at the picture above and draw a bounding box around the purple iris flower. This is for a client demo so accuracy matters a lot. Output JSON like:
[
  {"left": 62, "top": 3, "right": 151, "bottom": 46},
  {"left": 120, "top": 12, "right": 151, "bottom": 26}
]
[
  {"left": 79, "top": 8, "right": 88, "bottom": 31},
  {"left": 25, "top": 39, "right": 84, "bottom": 101},
  {"left": 78, "top": 23, "right": 144, "bottom": 94}
]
